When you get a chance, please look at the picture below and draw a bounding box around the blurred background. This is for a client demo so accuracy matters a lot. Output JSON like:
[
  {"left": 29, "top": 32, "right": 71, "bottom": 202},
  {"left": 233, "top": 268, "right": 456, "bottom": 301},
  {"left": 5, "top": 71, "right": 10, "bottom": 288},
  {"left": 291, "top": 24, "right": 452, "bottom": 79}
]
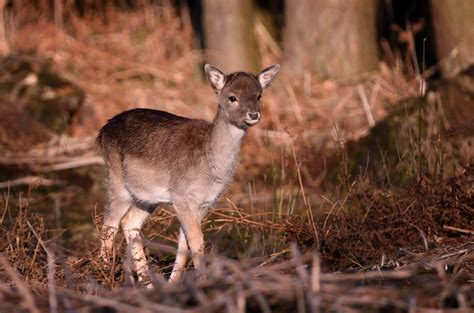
[
  {"left": 0, "top": 0, "right": 471, "bottom": 135},
  {"left": 0, "top": 0, "right": 472, "bottom": 292}
]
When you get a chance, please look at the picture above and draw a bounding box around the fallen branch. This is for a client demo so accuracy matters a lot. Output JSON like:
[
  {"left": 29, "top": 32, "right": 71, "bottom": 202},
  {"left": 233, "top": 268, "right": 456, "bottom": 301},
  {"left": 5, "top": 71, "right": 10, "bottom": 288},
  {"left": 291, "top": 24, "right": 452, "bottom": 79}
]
[
  {"left": 443, "top": 225, "right": 474, "bottom": 236},
  {"left": 0, "top": 176, "right": 64, "bottom": 189},
  {"left": 37, "top": 156, "right": 104, "bottom": 172}
]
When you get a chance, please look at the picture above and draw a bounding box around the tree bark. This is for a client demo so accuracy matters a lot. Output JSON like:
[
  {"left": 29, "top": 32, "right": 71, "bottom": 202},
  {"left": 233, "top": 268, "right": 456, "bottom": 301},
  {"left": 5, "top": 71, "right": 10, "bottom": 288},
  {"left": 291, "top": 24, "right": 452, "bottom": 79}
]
[
  {"left": 430, "top": 0, "right": 474, "bottom": 76},
  {"left": 283, "top": 0, "right": 378, "bottom": 80},
  {"left": 203, "top": 0, "right": 260, "bottom": 73},
  {"left": 0, "top": 0, "right": 9, "bottom": 55}
]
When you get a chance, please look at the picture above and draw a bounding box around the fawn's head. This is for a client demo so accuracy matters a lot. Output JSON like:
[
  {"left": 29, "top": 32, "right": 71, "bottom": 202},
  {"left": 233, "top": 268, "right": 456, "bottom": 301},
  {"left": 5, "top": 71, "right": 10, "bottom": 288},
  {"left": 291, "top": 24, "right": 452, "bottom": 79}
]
[{"left": 205, "top": 64, "right": 280, "bottom": 130}]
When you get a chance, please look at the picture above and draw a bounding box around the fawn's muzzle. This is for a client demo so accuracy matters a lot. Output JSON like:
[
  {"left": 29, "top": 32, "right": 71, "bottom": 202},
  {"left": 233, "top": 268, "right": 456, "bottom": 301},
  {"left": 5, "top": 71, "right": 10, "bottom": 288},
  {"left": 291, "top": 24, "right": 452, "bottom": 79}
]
[{"left": 245, "top": 112, "right": 260, "bottom": 126}]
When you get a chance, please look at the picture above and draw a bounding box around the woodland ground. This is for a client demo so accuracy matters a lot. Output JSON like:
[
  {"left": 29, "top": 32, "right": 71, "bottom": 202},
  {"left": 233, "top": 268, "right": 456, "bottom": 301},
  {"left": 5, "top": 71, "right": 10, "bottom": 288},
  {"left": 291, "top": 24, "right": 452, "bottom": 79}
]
[{"left": 0, "top": 4, "right": 472, "bottom": 313}]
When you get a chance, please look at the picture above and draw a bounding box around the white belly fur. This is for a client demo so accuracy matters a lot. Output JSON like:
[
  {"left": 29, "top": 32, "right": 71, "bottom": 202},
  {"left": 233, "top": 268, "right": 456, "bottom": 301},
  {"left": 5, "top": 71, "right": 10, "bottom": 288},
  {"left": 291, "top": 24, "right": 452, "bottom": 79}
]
[
  {"left": 127, "top": 184, "right": 172, "bottom": 204},
  {"left": 123, "top": 157, "right": 228, "bottom": 207},
  {"left": 123, "top": 158, "right": 172, "bottom": 204}
]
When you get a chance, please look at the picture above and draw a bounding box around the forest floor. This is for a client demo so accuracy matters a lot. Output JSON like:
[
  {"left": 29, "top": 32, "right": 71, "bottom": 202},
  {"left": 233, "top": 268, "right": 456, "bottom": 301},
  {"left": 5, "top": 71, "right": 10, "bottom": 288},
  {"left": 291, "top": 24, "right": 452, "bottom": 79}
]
[{"left": 0, "top": 4, "right": 473, "bottom": 313}]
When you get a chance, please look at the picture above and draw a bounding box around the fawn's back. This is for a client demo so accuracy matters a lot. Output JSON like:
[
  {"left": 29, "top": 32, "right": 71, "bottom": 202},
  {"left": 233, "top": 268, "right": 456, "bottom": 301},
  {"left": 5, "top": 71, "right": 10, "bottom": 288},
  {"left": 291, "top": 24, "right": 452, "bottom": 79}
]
[{"left": 99, "top": 108, "right": 211, "bottom": 174}]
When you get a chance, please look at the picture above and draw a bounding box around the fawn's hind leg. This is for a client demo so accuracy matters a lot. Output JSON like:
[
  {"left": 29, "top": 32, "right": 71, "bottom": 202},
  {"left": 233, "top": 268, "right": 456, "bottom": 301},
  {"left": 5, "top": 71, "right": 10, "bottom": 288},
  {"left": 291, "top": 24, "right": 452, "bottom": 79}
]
[
  {"left": 100, "top": 170, "right": 132, "bottom": 260},
  {"left": 121, "top": 205, "right": 151, "bottom": 286}
]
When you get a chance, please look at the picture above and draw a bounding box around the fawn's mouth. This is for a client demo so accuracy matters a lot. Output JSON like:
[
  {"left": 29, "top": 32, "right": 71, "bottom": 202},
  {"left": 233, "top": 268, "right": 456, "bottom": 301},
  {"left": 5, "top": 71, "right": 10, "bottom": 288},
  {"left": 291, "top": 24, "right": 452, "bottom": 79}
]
[{"left": 245, "top": 119, "right": 260, "bottom": 126}]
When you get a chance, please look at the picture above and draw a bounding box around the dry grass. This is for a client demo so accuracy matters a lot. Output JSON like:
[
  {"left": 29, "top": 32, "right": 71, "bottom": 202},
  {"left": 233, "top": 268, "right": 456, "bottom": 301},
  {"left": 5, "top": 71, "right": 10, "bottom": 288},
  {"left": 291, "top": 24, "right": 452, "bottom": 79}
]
[
  {"left": 1, "top": 251, "right": 473, "bottom": 312},
  {"left": 0, "top": 172, "right": 473, "bottom": 312}
]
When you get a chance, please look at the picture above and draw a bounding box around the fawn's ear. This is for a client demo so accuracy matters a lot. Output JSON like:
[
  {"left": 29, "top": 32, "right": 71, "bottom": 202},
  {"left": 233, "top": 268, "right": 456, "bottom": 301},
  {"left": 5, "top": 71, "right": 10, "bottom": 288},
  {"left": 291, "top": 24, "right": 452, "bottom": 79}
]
[
  {"left": 204, "top": 64, "right": 226, "bottom": 92},
  {"left": 258, "top": 64, "right": 280, "bottom": 89}
]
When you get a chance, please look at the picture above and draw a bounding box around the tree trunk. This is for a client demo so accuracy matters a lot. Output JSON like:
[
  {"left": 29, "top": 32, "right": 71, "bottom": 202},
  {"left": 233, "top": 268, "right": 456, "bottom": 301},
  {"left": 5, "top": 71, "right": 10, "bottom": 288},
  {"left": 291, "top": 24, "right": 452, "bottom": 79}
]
[
  {"left": 283, "top": 0, "right": 378, "bottom": 80},
  {"left": 430, "top": 0, "right": 474, "bottom": 77},
  {"left": 282, "top": 0, "right": 313, "bottom": 76},
  {"left": 203, "top": 0, "right": 259, "bottom": 73},
  {"left": 0, "top": 0, "right": 9, "bottom": 55}
]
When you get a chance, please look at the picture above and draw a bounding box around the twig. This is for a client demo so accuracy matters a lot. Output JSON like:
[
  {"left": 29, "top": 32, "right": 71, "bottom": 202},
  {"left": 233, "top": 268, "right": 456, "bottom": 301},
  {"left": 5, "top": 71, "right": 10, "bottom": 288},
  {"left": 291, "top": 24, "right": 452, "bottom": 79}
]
[
  {"left": 285, "top": 83, "right": 304, "bottom": 123},
  {"left": 443, "top": 225, "right": 474, "bottom": 236},
  {"left": 254, "top": 20, "right": 282, "bottom": 57},
  {"left": 26, "top": 220, "right": 51, "bottom": 256},
  {"left": 48, "top": 250, "right": 58, "bottom": 313},
  {"left": 311, "top": 253, "right": 321, "bottom": 313},
  {"left": 357, "top": 84, "right": 375, "bottom": 127},
  {"left": 437, "top": 249, "right": 470, "bottom": 260},
  {"left": 142, "top": 239, "right": 178, "bottom": 255},
  {"left": 292, "top": 144, "right": 318, "bottom": 240},
  {"left": 0, "top": 255, "right": 41, "bottom": 313},
  {"left": 28, "top": 135, "right": 97, "bottom": 157},
  {"left": 311, "top": 254, "right": 321, "bottom": 293},
  {"left": 38, "top": 156, "right": 104, "bottom": 172},
  {"left": 291, "top": 243, "right": 309, "bottom": 313},
  {"left": 221, "top": 259, "right": 271, "bottom": 313},
  {"left": 321, "top": 268, "right": 413, "bottom": 282},
  {"left": 0, "top": 176, "right": 64, "bottom": 189},
  {"left": 60, "top": 288, "right": 181, "bottom": 313}
]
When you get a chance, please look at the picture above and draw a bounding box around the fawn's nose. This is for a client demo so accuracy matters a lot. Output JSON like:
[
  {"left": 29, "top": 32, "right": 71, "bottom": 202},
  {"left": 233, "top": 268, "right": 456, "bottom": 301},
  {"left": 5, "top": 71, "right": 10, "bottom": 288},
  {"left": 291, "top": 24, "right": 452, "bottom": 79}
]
[{"left": 247, "top": 112, "right": 260, "bottom": 121}]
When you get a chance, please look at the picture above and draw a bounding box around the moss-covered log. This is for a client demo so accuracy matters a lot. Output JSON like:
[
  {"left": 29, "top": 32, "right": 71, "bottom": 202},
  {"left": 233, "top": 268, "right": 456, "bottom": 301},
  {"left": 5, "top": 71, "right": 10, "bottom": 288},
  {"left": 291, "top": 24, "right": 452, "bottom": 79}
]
[{"left": 329, "top": 67, "right": 474, "bottom": 187}]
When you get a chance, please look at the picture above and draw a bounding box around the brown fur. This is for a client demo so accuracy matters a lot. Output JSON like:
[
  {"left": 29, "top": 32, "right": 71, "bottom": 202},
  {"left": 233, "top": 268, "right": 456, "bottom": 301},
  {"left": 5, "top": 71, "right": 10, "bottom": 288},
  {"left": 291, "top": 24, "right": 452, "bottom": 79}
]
[{"left": 99, "top": 109, "right": 210, "bottom": 174}]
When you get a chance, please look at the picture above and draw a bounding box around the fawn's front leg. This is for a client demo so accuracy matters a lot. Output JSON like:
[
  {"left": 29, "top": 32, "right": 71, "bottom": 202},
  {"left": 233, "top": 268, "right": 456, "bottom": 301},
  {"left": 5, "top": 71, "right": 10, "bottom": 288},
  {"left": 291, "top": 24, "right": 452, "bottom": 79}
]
[{"left": 174, "top": 200, "right": 206, "bottom": 279}]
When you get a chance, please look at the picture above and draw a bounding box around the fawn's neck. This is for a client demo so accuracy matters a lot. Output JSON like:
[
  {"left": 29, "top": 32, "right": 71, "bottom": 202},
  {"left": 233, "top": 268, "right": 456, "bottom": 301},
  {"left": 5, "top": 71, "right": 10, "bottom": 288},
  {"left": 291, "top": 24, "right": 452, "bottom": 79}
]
[{"left": 205, "top": 110, "right": 246, "bottom": 183}]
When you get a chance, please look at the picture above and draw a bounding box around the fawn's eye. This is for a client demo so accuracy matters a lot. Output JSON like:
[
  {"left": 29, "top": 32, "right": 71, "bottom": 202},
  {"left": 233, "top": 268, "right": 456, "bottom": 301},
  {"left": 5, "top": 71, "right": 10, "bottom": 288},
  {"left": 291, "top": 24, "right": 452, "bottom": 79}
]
[
  {"left": 257, "top": 95, "right": 262, "bottom": 101},
  {"left": 228, "top": 96, "right": 237, "bottom": 103}
]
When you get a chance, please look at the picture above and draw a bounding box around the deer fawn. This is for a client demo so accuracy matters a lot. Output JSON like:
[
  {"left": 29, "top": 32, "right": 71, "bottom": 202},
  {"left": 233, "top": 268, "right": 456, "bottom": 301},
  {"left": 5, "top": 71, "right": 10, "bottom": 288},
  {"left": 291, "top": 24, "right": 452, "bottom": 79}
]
[{"left": 98, "top": 64, "right": 280, "bottom": 285}]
